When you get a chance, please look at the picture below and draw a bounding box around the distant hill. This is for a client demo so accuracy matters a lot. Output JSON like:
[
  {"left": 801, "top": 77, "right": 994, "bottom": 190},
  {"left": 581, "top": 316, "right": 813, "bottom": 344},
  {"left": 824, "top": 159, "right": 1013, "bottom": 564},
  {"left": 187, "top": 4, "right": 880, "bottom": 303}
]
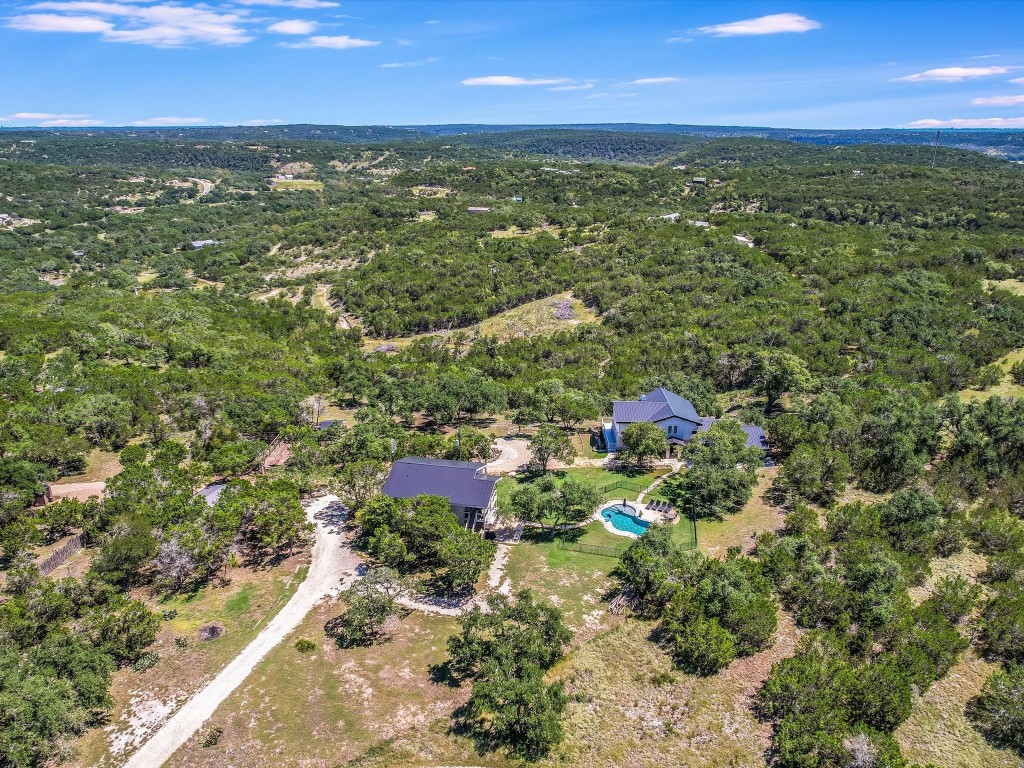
[
  {"left": 2, "top": 123, "right": 1022, "bottom": 166},
  {"left": 407, "top": 123, "right": 1024, "bottom": 161}
]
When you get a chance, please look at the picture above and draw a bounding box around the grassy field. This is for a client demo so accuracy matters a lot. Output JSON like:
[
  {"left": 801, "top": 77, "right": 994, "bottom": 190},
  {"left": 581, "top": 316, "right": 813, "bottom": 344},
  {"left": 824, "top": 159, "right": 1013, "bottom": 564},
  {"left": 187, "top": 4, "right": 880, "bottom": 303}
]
[
  {"left": 361, "top": 291, "right": 600, "bottom": 352},
  {"left": 695, "top": 467, "right": 783, "bottom": 558},
  {"left": 164, "top": 606, "right": 465, "bottom": 768},
  {"left": 489, "top": 224, "right": 562, "bottom": 239},
  {"left": 502, "top": 525, "right": 622, "bottom": 636},
  {"left": 897, "top": 650, "right": 1018, "bottom": 768},
  {"left": 52, "top": 447, "right": 123, "bottom": 485},
  {"left": 272, "top": 179, "right": 324, "bottom": 191},
  {"left": 343, "top": 614, "right": 800, "bottom": 768},
  {"left": 72, "top": 558, "right": 309, "bottom": 767},
  {"left": 985, "top": 278, "right": 1024, "bottom": 296},
  {"left": 959, "top": 348, "right": 1024, "bottom": 401}
]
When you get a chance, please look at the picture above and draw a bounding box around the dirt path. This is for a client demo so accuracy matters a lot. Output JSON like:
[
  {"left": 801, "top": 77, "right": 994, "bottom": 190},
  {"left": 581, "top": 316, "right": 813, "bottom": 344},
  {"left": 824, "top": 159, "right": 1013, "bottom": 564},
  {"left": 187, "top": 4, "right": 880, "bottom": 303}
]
[
  {"left": 486, "top": 437, "right": 533, "bottom": 474},
  {"left": 397, "top": 542, "right": 513, "bottom": 616},
  {"left": 121, "top": 495, "right": 359, "bottom": 768},
  {"left": 188, "top": 178, "right": 214, "bottom": 196},
  {"left": 49, "top": 481, "right": 106, "bottom": 502}
]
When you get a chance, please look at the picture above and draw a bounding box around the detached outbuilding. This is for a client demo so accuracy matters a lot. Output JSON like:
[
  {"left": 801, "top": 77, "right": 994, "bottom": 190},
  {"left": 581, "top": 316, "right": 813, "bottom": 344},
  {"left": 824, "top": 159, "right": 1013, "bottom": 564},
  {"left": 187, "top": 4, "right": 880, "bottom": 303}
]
[{"left": 383, "top": 457, "right": 499, "bottom": 532}]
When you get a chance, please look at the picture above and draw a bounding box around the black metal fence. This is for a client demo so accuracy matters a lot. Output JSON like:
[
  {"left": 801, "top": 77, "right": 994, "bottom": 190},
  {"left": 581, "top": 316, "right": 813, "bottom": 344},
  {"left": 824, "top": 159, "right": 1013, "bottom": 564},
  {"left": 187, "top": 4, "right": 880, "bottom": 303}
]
[
  {"left": 556, "top": 537, "right": 630, "bottom": 558},
  {"left": 596, "top": 478, "right": 650, "bottom": 496}
]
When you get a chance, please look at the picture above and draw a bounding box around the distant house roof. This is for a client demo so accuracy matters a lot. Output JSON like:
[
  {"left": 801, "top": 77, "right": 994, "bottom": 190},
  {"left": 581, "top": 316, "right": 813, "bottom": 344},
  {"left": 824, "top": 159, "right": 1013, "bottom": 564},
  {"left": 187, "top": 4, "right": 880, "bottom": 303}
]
[
  {"left": 467, "top": 206, "right": 492, "bottom": 213},
  {"left": 383, "top": 457, "right": 498, "bottom": 509},
  {"left": 314, "top": 419, "right": 340, "bottom": 431},
  {"left": 199, "top": 482, "right": 226, "bottom": 506},
  {"left": 190, "top": 239, "right": 220, "bottom": 249},
  {"left": 612, "top": 387, "right": 701, "bottom": 426}
]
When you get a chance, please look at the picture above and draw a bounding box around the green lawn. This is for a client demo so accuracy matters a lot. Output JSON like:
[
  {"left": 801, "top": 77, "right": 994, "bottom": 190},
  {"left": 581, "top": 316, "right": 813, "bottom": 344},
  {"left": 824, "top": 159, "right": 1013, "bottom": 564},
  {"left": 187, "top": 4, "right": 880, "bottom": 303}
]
[{"left": 497, "top": 465, "right": 670, "bottom": 518}]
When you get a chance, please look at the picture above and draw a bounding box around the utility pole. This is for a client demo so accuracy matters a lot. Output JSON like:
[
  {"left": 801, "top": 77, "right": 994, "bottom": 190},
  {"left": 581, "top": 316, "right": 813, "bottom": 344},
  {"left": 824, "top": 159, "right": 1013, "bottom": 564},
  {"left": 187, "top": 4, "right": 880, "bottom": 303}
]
[{"left": 931, "top": 129, "right": 940, "bottom": 169}]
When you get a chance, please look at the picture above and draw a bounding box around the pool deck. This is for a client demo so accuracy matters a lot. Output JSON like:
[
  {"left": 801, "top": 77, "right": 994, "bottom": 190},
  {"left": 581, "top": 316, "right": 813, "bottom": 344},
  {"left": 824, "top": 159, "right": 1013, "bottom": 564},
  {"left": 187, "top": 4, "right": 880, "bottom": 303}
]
[{"left": 596, "top": 498, "right": 663, "bottom": 538}]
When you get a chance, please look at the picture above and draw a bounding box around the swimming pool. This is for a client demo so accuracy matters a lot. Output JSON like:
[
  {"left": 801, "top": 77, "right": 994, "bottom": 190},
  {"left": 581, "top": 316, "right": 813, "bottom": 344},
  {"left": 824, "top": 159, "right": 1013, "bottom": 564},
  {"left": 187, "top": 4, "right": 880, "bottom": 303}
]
[{"left": 601, "top": 503, "right": 650, "bottom": 536}]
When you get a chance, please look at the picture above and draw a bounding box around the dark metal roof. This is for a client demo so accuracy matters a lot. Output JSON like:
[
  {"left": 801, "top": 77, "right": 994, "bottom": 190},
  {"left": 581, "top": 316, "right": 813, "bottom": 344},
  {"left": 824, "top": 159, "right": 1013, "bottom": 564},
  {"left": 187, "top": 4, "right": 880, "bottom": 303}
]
[
  {"left": 383, "top": 457, "right": 499, "bottom": 509},
  {"left": 612, "top": 387, "right": 701, "bottom": 425},
  {"left": 741, "top": 424, "right": 769, "bottom": 451},
  {"left": 696, "top": 418, "right": 769, "bottom": 450},
  {"left": 612, "top": 400, "right": 670, "bottom": 423}
]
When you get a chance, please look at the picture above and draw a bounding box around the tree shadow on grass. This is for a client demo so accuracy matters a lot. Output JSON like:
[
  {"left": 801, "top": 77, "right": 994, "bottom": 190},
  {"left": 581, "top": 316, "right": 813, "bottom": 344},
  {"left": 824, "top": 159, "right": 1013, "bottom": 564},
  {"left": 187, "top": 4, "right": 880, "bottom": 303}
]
[
  {"left": 427, "top": 659, "right": 463, "bottom": 688},
  {"left": 448, "top": 702, "right": 503, "bottom": 758}
]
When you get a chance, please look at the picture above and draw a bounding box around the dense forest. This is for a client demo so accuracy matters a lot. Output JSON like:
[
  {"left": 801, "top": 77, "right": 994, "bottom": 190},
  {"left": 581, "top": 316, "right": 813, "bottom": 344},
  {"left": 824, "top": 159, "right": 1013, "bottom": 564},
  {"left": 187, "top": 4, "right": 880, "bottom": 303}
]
[{"left": 2, "top": 128, "right": 1024, "bottom": 767}]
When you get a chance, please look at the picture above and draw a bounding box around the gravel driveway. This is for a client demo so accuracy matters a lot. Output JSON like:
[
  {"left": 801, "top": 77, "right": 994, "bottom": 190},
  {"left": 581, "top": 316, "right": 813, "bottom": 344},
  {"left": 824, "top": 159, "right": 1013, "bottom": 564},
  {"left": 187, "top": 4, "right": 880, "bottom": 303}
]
[{"left": 121, "top": 494, "right": 360, "bottom": 768}]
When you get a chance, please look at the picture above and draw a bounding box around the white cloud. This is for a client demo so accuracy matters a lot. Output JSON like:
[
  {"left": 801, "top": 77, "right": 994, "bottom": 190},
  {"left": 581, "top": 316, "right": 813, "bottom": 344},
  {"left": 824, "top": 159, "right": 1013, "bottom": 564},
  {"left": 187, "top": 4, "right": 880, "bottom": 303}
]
[
  {"left": 584, "top": 91, "right": 638, "bottom": 100},
  {"left": 283, "top": 34, "right": 380, "bottom": 49},
  {"left": 267, "top": 19, "right": 316, "bottom": 34},
  {"left": 133, "top": 116, "right": 207, "bottom": 126},
  {"left": 380, "top": 57, "right": 437, "bottom": 68},
  {"left": 971, "top": 94, "right": 1024, "bottom": 106},
  {"left": 1011, "top": 77, "right": 1024, "bottom": 85},
  {"left": 697, "top": 13, "right": 821, "bottom": 37},
  {"left": 462, "top": 75, "right": 569, "bottom": 86},
  {"left": 667, "top": 36, "right": 692, "bottom": 43},
  {"left": 903, "top": 117, "right": 1024, "bottom": 128},
  {"left": 240, "top": 118, "right": 285, "bottom": 125},
  {"left": 548, "top": 83, "right": 594, "bottom": 91},
  {"left": 233, "top": 0, "right": 337, "bottom": 7},
  {"left": 628, "top": 77, "right": 681, "bottom": 85},
  {"left": 895, "top": 66, "right": 1013, "bottom": 82},
  {"left": 0, "top": 111, "right": 90, "bottom": 120},
  {"left": 42, "top": 118, "right": 104, "bottom": 126},
  {"left": 8, "top": 13, "right": 113, "bottom": 33},
  {"left": 12, "top": 2, "right": 252, "bottom": 46}
]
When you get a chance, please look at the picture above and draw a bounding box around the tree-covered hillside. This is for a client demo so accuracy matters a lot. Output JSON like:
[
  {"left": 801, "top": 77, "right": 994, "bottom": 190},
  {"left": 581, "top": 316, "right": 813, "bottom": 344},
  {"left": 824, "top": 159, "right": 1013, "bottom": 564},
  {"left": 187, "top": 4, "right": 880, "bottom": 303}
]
[{"left": 2, "top": 131, "right": 1024, "bottom": 767}]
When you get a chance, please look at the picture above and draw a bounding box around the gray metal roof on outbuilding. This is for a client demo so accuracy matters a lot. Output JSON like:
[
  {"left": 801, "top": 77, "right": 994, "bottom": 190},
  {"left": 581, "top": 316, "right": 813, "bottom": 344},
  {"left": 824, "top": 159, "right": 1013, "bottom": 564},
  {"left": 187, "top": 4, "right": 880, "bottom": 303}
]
[{"left": 383, "top": 457, "right": 498, "bottom": 509}]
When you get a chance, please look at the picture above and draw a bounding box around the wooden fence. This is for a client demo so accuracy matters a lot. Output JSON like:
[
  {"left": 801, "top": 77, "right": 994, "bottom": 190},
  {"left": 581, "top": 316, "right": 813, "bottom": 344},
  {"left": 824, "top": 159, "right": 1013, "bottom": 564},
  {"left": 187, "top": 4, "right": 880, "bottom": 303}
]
[{"left": 38, "top": 534, "right": 84, "bottom": 575}]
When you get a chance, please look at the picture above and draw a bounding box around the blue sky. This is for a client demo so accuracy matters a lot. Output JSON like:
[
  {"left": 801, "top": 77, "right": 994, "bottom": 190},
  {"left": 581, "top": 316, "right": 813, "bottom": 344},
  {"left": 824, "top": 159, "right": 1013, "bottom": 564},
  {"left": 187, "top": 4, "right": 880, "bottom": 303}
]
[{"left": 2, "top": 0, "right": 1024, "bottom": 129}]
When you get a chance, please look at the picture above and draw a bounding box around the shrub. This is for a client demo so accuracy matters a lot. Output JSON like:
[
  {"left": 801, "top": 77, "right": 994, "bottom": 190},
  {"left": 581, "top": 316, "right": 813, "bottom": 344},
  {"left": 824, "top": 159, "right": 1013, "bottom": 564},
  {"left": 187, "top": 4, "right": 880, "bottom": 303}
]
[
  {"left": 927, "top": 575, "right": 981, "bottom": 625},
  {"left": 668, "top": 616, "right": 736, "bottom": 676},
  {"left": 130, "top": 651, "right": 159, "bottom": 672},
  {"left": 294, "top": 638, "right": 316, "bottom": 653},
  {"left": 980, "top": 583, "right": 1024, "bottom": 662},
  {"left": 200, "top": 726, "right": 223, "bottom": 748},
  {"left": 968, "top": 664, "right": 1024, "bottom": 751},
  {"left": 1011, "top": 361, "right": 1024, "bottom": 386}
]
